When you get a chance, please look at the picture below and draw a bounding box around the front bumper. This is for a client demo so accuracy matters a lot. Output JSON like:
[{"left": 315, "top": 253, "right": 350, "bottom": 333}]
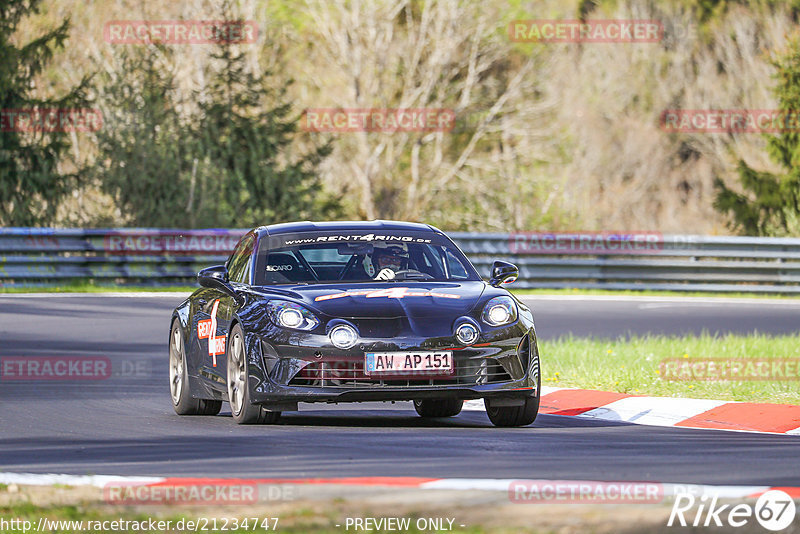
[
  {"left": 247, "top": 322, "right": 540, "bottom": 408},
  {"left": 250, "top": 378, "right": 538, "bottom": 407}
]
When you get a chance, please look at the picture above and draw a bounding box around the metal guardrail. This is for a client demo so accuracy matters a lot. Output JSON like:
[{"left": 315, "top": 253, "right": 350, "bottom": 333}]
[{"left": 1, "top": 228, "right": 800, "bottom": 293}]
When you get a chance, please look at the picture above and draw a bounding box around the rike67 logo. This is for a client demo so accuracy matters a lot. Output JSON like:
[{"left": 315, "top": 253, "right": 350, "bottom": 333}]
[{"left": 668, "top": 490, "right": 796, "bottom": 531}]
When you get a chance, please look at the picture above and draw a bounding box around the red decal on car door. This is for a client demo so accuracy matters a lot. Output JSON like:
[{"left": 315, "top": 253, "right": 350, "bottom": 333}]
[{"left": 196, "top": 299, "right": 227, "bottom": 366}]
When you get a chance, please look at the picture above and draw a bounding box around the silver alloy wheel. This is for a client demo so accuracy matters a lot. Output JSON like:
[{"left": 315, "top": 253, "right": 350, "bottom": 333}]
[
  {"left": 169, "top": 327, "right": 183, "bottom": 404},
  {"left": 228, "top": 332, "right": 246, "bottom": 416}
]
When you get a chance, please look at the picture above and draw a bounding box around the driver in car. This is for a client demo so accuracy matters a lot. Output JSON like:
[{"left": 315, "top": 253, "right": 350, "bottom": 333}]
[{"left": 369, "top": 243, "right": 409, "bottom": 280}]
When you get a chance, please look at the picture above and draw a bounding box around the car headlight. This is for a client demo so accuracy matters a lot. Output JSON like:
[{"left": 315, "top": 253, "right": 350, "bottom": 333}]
[
  {"left": 266, "top": 300, "right": 319, "bottom": 331},
  {"left": 481, "top": 296, "right": 518, "bottom": 327}
]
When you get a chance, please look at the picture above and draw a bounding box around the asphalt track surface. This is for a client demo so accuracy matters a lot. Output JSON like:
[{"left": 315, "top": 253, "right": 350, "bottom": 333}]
[{"left": 2, "top": 294, "right": 799, "bottom": 485}]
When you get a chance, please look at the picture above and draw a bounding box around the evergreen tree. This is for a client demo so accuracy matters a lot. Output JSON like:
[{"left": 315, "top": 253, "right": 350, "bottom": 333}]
[
  {"left": 94, "top": 16, "right": 339, "bottom": 228},
  {"left": 194, "top": 26, "right": 337, "bottom": 228},
  {"left": 0, "top": 0, "right": 90, "bottom": 225},
  {"left": 93, "top": 47, "right": 193, "bottom": 227},
  {"left": 714, "top": 36, "right": 800, "bottom": 236}
]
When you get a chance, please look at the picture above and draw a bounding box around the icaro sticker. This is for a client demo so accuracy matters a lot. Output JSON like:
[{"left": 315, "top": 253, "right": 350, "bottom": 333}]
[
  {"left": 315, "top": 287, "right": 460, "bottom": 301},
  {"left": 196, "top": 299, "right": 226, "bottom": 366},
  {"left": 265, "top": 264, "right": 292, "bottom": 271}
]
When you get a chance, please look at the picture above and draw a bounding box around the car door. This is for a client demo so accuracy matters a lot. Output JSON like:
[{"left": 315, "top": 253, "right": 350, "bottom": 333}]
[{"left": 196, "top": 232, "right": 255, "bottom": 386}]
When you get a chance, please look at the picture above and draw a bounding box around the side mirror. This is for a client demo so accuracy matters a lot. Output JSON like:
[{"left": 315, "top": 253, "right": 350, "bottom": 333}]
[
  {"left": 198, "top": 265, "right": 244, "bottom": 305},
  {"left": 488, "top": 260, "right": 519, "bottom": 287}
]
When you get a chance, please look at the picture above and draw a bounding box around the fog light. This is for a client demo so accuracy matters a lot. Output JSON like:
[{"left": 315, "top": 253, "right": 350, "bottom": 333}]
[
  {"left": 329, "top": 324, "right": 358, "bottom": 349},
  {"left": 455, "top": 323, "right": 479, "bottom": 345}
]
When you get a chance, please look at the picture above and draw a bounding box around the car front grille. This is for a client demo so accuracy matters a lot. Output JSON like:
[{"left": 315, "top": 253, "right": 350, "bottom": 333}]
[{"left": 288, "top": 357, "right": 512, "bottom": 388}]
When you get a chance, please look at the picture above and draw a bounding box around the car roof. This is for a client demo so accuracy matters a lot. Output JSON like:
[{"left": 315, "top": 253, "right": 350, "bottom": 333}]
[{"left": 256, "top": 220, "right": 442, "bottom": 236}]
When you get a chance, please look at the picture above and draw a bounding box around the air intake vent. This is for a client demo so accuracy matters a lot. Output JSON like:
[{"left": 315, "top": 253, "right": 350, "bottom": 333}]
[{"left": 517, "top": 334, "right": 530, "bottom": 370}]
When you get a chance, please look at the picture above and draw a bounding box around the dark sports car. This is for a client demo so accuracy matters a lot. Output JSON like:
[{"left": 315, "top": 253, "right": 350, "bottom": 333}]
[{"left": 169, "top": 221, "right": 541, "bottom": 427}]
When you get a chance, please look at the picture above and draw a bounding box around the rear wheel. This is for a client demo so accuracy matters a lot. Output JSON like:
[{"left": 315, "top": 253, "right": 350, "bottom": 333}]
[
  {"left": 227, "top": 323, "right": 281, "bottom": 425},
  {"left": 413, "top": 398, "right": 463, "bottom": 418},
  {"left": 169, "top": 320, "right": 222, "bottom": 416},
  {"left": 484, "top": 396, "right": 539, "bottom": 427}
]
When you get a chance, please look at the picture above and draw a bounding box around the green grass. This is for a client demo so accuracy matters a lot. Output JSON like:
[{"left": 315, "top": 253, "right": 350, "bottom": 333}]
[
  {"left": 541, "top": 333, "right": 800, "bottom": 404},
  {"left": 512, "top": 288, "right": 800, "bottom": 300}
]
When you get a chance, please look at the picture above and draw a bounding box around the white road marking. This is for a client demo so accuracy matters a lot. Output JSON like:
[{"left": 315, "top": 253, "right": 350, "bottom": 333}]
[
  {"left": 421, "top": 478, "right": 771, "bottom": 498},
  {"left": 579, "top": 397, "right": 729, "bottom": 427},
  {"left": 0, "top": 472, "right": 775, "bottom": 499}
]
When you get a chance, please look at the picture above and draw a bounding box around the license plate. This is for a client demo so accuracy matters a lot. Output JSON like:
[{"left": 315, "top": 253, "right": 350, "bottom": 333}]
[{"left": 365, "top": 351, "right": 453, "bottom": 376}]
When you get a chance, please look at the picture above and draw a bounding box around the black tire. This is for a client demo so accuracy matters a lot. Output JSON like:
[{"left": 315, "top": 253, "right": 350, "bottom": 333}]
[
  {"left": 484, "top": 395, "right": 539, "bottom": 427},
  {"left": 169, "top": 320, "right": 222, "bottom": 416},
  {"left": 413, "top": 398, "right": 463, "bottom": 418},
  {"left": 227, "top": 323, "right": 281, "bottom": 425}
]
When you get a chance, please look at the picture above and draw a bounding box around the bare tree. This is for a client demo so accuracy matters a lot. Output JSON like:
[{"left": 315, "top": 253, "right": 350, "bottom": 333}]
[{"left": 298, "top": 0, "right": 557, "bottom": 229}]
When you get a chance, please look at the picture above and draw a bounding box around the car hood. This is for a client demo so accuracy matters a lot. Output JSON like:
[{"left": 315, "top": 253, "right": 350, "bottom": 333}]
[{"left": 251, "top": 281, "right": 488, "bottom": 319}]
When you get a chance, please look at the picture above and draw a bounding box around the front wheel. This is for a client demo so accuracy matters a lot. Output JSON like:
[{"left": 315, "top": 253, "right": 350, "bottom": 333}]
[
  {"left": 413, "top": 398, "right": 463, "bottom": 418},
  {"left": 484, "top": 396, "right": 539, "bottom": 427},
  {"left": 227, "top": 323, "right": 281, "bottom": 425},
  {"left": 169, "top": 320, "right": 221, "bottom": 416}
]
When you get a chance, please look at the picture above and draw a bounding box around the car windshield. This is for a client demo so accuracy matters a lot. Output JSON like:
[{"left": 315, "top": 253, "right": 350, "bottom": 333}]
[{"left": 255, "top": 231, "right": 480, "bottom": 285}]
